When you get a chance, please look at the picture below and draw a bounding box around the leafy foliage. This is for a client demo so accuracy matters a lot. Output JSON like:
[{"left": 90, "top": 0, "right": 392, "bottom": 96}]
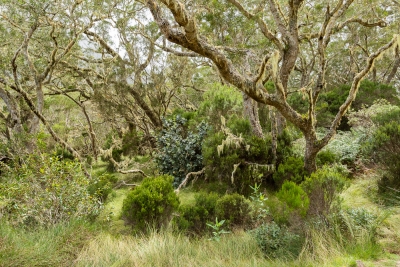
[
  {"left": 173, "top": 192, "right": 220, "bottom": 236},
  {"left": 0, "top": 154, "right": 101, "bottom": 227},
  {"left": 87, "top": 172, "right": 118, "bottom": 202},
  {"left": 121, "top": 175, "right": 180, "bottom": 232},
  {"left": 369, "top": 121, "right": 400, "bottom": 193},
  {"left": 215, "top": 193, "right": 252, "bottom": 229},
  {"left": 156, "top": 116, "right": 209, "bottom": 187},
  {"left": 273, "top": 157, "right": 306, "bottom": 186},
  {"left": 276, "top": 181, "right": 309, "bottom": 218},
  {"left": 250, "top": 222, "right": 302, "bottom": 259}
]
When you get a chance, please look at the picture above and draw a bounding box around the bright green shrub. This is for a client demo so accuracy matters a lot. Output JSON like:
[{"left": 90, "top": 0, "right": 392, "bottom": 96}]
[
  {"left": 250, "top": 222, "right": 302, "bottom": 259},
  {"left": 121, "top": 175, "right": 180, "bottom": 232},
  {"left": 87, "top": 172, "right": 118, "bottom": 202},
  {"left": 156, "top": 116, "right": 209, "bottom": 187},
  {"left": 0, "top": 154, "right": 101, "bottom": 227},
  {"left": 173, "top": 192, "right": 219, "bottom": 235},
  {"left": 273, "top": 157, "right": 306, "bottom": 186},
  {"left": 301, "top": 166, "right": 347, "bottom": 217},
  {"left": 215, "top": 193, "right": 251, "bottom": 229},
  {"left": 276, "top": 181, "right": 309, "bottom": 217}
]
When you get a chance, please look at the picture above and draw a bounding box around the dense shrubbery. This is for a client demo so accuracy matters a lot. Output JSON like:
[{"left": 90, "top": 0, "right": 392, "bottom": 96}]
[
  {"left": 301, "top": 166, "right": 348, "bottom": 217},
  {"left": 215, "top": 193, "right": 251, "bottom": 229},
  {"left": 202, "top": 124, "right": 272, "bottom": 194},
  {"left": 273, "top": 156, "right": 306, "bottom": 186},
  {"left": 250, "top": 222, "right": 302, "bottom": 259},
  {"left": 121, "top": 175, "right": 180, "bottom": 232},
  {"left": 156, "top": 116, "right": 209, "bottom": 187},
  {"left": 0, "top": 154, "right": 101, "bottom": 227},
  {"left": 173, "top": 192, "right": 219, "bottom": 235}
]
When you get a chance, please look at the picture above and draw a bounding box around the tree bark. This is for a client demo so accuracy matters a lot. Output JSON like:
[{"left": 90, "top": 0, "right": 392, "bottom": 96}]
[{"left": 243, "top": 93, "right": 263, "bottom": 138}]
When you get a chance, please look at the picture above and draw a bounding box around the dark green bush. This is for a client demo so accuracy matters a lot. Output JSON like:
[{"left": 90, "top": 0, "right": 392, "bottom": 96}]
[
  {"left": 173, "top": 192, "right": 220, "bottom": 235},
  {"left": 156, "top": 115, "right": 209, "bottom": 187},
  {"left": 301, "top": 166, "right": 347, "bottom": 217},
  {"left": 250, "top": 222, "right": 302, "bottom": 259},
  {"left": 215, "top": 193, "right": 251, "bottom": 229},
  {"left": 202, "top": 130, "right": 272, "bottom": 194},
  {"left": 273, "top": 157, "right": 306, "bottom": 186},
  {"left": 87, "top": 172, "right": 118, "bottom": 202},
  {"left": 367, "top": 121, "right": 400, "bottom": 193},
  {"left": 121, "top": 175, "right": 180, "bottom": 232},
  {"left": 316, "top": 150, "right": 338, "bottom": 167}
]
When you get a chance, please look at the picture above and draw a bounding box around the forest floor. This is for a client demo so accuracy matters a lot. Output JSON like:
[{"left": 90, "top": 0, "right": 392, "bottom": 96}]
[{"left": 1, "top": 171, "right": 400, "bottom": 267}]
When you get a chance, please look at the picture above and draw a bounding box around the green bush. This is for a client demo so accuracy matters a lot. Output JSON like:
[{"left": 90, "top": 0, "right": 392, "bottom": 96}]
[
  {"left": 367, "top": 121, "right": 400, "bottom": 193},
  {"left": 316, "top": 149, "right": 338, "bottom": 167},
  {"left": 276, "top": 181, "right": 309, "bottom": 218},
  {"left": 202, "top": 130, "right": 272, "bottom": 195},
  {"left": 215, "top": 193, "right": 251, "bottom": 229},
  {"left": 156, "top": 116, "right": 209, "bottom": 187},
  {"left": 273, "top": 157, "right": 306, "bottom": 186},
  {"left": 0, "top": 154, "right": 101, "bottom": 227},
  {"left": 121, "top": 175, "right": 180, "bottom": 232},
  {"left": 301, "top": 166, "right": 348, "bottom": 217},
  {"left": 173, "top": 192, "right": 220, "bottom": 236},
  {"left": 250, "top": 222, "right": 302, "bottom": 259},
  {"left": 87, "top": 172, "right": 118, "bottom": 202}
]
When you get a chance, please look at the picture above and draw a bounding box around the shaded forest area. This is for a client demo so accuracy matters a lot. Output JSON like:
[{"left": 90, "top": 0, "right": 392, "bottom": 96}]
[{"left": 1, "top": 0, "right": 400, "bottom": 266}]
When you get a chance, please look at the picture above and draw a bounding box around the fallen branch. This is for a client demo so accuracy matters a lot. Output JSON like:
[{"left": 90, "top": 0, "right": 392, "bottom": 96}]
[
  {"left": 114, "top": 180, "right": 140, "bottom": 189},
  {"left": 118, "top": 169, "right": 148, "bottom": 177},
  {"left": 175, "top": 168, "right": 205, "bottom": 193}
]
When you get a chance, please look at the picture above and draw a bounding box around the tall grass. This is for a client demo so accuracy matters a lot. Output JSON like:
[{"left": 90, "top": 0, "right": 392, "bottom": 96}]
[
  {"left": 75, "top": 230, "right": 269, "bottom": 267},
  {"left": 0, "top": 219, "right": 97, "bottom": 267}
]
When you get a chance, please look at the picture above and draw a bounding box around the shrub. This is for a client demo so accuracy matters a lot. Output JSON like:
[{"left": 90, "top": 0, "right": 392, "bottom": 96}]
[
  {"left": 301, "top": 166, "right": 348, "bottom": 217},
  {"left": 367, "top": 121, "right": 400, "bottom": 193},
  {"left": 156, "top": 116, "right": 209, "bottom": 187},
  {"left": 250, "top": 222, "right": 302, "bottom": 259},
  {"left": 273, "top": 157, "right": 306, "bottom": 186},
  {"left": 215, "top": 193, "right": 251, "bottom": 229},
  {"left": 0, "top": 154, "right": 101, "bottom": 227},
  {"left": 121, "top": 175, "right": 180, "bottom": 232},
  {"left": 87, "top": 172, "right": 118, "bottom": 202},
  {"left": 202, "top": 130, "right": 272, "bottom": 195},
  {"left": 173, "top": 192, "right": 219, "bottom": 235},
  {"left": 276, "top": 181, "right": 309, "bottom": 218},
  {"left": 316, "top": 149, "right": 338, "bottom": 167}
]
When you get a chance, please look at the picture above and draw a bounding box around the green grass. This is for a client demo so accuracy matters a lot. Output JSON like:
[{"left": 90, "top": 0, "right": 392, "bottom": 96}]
[
  {"left": 0, "top": 219, "right": 97, "bottom": 267},
  {"left": 1, "top": 171, "right": 400, "bottom": 267}
]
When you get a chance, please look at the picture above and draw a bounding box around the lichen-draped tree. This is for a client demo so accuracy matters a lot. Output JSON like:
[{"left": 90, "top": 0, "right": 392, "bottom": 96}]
[{"left": 144, "top": 0, "right": 400, "bottom": 173}]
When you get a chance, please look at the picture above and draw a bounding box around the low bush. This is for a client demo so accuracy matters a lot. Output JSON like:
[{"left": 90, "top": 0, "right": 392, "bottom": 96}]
[
  {"left": 215, "top": 193, "right": 251, "bottom": 229},
  {"left": 173, "top": 192, "right": 219, "bottom": 235},
  {"left": 121, "top": 175, "right": 180, "bottom": 232},
  {"left": 250, "top": 222, "right": 302, "bottom": 259},
  {"left": 301, "top": 166, "right": 348, "bottom": 217},
  {"left": 276, "top": 181, "right": 309, "bottom": 218},
  {"left": 0, "top": 154, "right": 101, "bottom": 227}
]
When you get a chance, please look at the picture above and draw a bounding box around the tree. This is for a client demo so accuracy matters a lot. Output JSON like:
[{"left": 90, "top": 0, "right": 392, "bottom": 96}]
[{"left": 144, "top": 0, "right": 400, "bottom": 173}]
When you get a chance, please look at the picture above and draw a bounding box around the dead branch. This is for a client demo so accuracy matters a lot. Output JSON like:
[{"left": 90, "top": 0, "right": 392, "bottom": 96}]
[{"left": 175, "top": 167, "right": 205, "bottom": 192}]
